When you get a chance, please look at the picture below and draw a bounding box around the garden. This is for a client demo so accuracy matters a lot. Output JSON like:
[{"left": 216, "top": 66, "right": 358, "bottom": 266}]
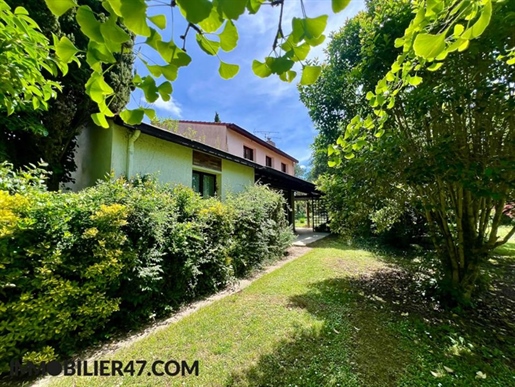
[
  {"left": 1, "top": 0, "right": 514, "bottom": 385},
  {"left": 23, "top": 232, "right": 515, "bottom": 387}
]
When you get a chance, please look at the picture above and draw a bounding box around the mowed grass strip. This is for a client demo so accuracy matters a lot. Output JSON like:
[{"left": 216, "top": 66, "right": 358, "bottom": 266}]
[
  {"left": 43, "top": 238, "right": 386, "bottom": 387},
  {"left": 42, "top": 234, "right": 515, "bottom": 387}
]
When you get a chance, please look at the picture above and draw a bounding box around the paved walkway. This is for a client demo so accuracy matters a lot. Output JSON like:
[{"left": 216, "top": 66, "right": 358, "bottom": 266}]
[{"left": 292, "top": 227, "right": 331, "bottom": 246}]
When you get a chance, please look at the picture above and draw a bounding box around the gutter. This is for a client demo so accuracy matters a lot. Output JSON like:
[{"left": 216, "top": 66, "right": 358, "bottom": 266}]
[{"left": 126, "top": 129, "right": 141, "bottom": 178}]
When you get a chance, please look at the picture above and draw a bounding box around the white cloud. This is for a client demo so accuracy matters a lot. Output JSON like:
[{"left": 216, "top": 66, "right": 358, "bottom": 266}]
[{"left": 151, "top": 96, "right": 183, "bottom": 118}]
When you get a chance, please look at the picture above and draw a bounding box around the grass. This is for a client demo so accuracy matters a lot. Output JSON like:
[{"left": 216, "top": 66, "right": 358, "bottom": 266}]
[
  {"left": 295, "top": 216, "right": 308, "bottom": 228},
  {"left": 32, "top": 229, "right": 515, "bottom": 386}
]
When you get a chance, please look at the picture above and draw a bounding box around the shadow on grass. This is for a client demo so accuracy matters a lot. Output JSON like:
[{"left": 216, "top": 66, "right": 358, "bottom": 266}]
[
  {"left": 227, "top": 275, "right": 414, "bottom": 387},
  {"left": 229, "top": 237, "right": 515, "bottom": 386}
]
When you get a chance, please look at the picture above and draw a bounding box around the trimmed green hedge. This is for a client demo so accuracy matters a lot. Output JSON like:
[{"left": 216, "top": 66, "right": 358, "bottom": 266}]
[{"left": 0, "top": 163, "right": 294, "bottom": 371}]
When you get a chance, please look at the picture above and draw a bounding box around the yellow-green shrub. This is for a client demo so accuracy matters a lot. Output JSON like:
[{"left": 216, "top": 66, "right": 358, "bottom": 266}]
[
  {"left": 0, "top": 166, "right": 293, "bottom": 373},
  {"left": 0, "top": 190, "right": 131, "bottom": 371}
]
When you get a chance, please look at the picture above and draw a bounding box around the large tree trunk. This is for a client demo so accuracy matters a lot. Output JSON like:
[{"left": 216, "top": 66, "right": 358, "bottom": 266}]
[{"left": 422, "top": 180, "right": 515, "bottom": 304}]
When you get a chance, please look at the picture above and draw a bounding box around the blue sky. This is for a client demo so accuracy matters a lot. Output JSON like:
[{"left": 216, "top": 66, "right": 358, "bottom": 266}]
[{"left": 128, "top": 1, "right": 366, "bottom": 167}]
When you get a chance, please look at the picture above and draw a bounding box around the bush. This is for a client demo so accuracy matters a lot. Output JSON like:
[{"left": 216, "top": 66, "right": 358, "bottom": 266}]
[
  {"left": 228, "top": 185, "right": 295, "bottom": 277},
  {"left": 0, "top": 189, "right": 129, "bottom": 368},
  {"left": 0, "top": 165, "right": 293, "bottom": 372}
]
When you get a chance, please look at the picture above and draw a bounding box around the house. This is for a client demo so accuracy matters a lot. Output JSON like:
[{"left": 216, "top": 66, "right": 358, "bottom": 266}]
[
  {"left": 67, "top": 118, "right": 325, "bottom": 230},
  {"left": 174, "top": 120, "right": 297, "bottom": 176}
]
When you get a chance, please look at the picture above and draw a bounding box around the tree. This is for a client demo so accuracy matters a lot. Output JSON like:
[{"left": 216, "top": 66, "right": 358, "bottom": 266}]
[
  {"left": 0, "top": 0, "right": 134, "bottom": 190},
  {"left": 302, "top": 0, "right": 515, "bottom": 303},
  {"left": 299, "top": 3, "right": 408, "bottom": 178},
  {"left": 332, "top": 0, "right": 510, "bottom": 153},
  {"left": 302, "top": 0, "right": 426, "bottom": 242},
  {"left": 294, "top": 163, "right": 307, "bottom": 180},
  {"left": 0, "top": 0, "right": 503, "bottom": 133},
  {"left": 214, "top": 112, "right": 221, "bottom": 122},
  {"left": 0, "top": 1, "right": 64, "bottom": 113}
]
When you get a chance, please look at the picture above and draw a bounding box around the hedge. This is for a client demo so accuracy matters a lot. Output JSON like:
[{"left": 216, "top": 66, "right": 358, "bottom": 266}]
[{"left": 0, "top": 163, "right": 294, "bottom": 372}]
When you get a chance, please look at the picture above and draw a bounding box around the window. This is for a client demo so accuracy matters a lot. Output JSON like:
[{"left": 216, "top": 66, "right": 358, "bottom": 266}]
[
  {"left": 192, "top": 171, "right": 216, "bottom": 197},
  {"left": 266, "top": 156, "right": 273, "bottom": 167},
  {"left": 243, "top": 146, "right": 254, "bottom": 161},
  {"left": 281, "top": 163, "right": 287, "bottom": 173}
]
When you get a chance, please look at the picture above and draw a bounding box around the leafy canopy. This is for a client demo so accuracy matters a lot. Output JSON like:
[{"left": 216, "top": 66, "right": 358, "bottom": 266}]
[
  {"left": 3, "top": 0, "right": 505, "bottom": 133},
  {"left": 328, "top": 0, "right": 513, "bottom": 164},
  {"left": 40, "top": 0, "right": 351, "bottom": 128},
  {"left": 0, "top": 0, "right": 134, "bottom": 190},
  {"left": 0, "top": 1, "right": 78, "bottom": 113}
]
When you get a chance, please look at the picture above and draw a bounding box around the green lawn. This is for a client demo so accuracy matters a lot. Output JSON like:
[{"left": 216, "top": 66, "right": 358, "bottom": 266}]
[
  {"left": 295, "top": 216, "right": 307, "bottom": 228},
  {"left": 39, "top": 232, "right": 515, "bottom": 387}
]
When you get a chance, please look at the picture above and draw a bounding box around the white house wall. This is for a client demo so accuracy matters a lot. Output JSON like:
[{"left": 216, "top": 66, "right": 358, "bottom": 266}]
[
  {"left": 65, "top": 123, "right": 113, "bottom": 191},
  {"left": 133, "top": 133, "right": 193, "bottom": 186},
  {"left": 113, "top": 123, "right": 254, "bottom": 196},
  {"left": 110, "top": 123, "right": 128, "bottom": 178},
  {"left": 67, "top": 122, "right": 255, "bottom": 197},
  {"left": 220, "top": 159, "right": 254, "bottom": 200}
]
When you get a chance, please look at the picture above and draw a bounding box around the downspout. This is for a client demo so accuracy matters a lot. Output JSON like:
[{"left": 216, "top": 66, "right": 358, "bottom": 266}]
[{"left": 126, "top": 129, "right": 141, "bottom": 178}]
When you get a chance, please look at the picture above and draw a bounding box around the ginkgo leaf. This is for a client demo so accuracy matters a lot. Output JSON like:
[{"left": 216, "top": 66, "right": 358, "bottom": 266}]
[
  {"left": 427, "top": 62, "right": 443, "bottom": 71},
  {"left": 219, "top": 0, "right": 247, "bottom": 20},
  {"left": 332, "top": 0, "right": 350, "bottom": 13},
  {"left": 120, "top": 108, "right": 145, "bottom": 125},
  {"left": 266, "top": 56, "right": 294, "bottom": 74},
  {"left": 119, "top": 0, "right": 150, "bottom": 36},
  {"left": 196, "top": 34, "right": 220, "bottom": 55},
  {"left": 55, "top": 36, "right": 79, "bottom": 63},
  {"left": 413, "top": 32, "right": 446, "bottom": 60},
  {"left": 158, "top": 81, "right": 172, "bottom": 100},
  {"left": 247, "top": 0, "right": 264, "bottom": 14},
  {"left": 76, "top": 5, "right": 104, "bottom": 43},
  {"left": 85, "top": 72, "right": 114, "bottom": 104},
  {"left": 144, "top": 108, "right": 156, "bottom": 120},
  {"left": 176, "top": 0, "right": 212, "bottom": 24},
  {"left": 304, "top": 15, "right": 328, "bottom": 39},
  {"left": 279, "top": 70, "right": 296, "bottom": 83},
  {"left": 146, "top": 65, "right": 162, "bottom": 77},
  {"left": 219, "top": 61, "right": 239, "bottom": 79},
  {"left": 461, "top": 1, "right": 492, "bottom": 39},
  {"left": 219, "top": 20, "right": 238, "bottom": 52},
  {"left": 100, "top": 16, "right": 131, "bottom": 44},
  {"left": 306, "top": 34, "right": 325, "bottom": 47},
  {"left": 300, "top": 65, "right": 321, "bottom": 85},
  {"left": 44, "top": 0, "right": 76, "bottom": 17},
  {"left": 91, "top": 112, "right": 109, "bottom": 128},
  {"left": 149, "top": 15, "right": 166, "bottom": 30},
  {"left": 198, "top": 5, "right": 224, "bottom": 32},
  {"left": 139, "top": 76, "right": 159, "bottom": 102},
  {"left": 252, "top": 60, "right": 271, "bottom": 78},
  {"left": 161, "top": 64, "right": 179, "bottom": 81},
  {"left": 453, "top": 24, "right": 464, "bottom": 37},
  {"left": 409, "top": 75, "right": 423, "bottom": 86}
]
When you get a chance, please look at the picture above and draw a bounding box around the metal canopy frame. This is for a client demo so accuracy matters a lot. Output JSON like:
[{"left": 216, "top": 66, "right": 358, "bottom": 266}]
[{"left": 254, "top": 168, "right": 327, "bottom": 232}]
